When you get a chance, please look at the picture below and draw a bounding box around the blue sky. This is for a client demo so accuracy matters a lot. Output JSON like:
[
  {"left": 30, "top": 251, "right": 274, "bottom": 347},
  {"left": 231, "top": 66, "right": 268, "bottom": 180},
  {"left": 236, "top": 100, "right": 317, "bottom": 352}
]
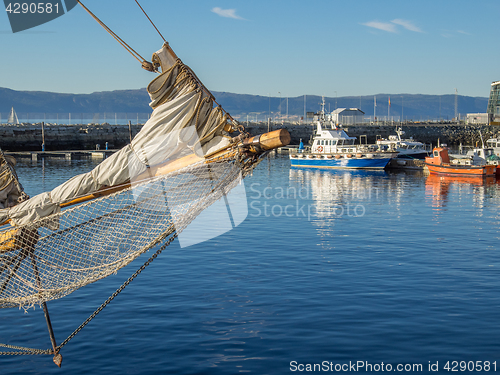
[{"left": 1, "top": 0, "right": 499, "bottom": 98}]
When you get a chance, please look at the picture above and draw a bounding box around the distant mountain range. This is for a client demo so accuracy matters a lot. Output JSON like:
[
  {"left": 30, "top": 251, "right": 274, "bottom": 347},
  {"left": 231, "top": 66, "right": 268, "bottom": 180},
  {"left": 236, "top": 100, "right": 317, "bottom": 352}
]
[{"left": 0, "top": 87, "right": 489, "bottom": 122}]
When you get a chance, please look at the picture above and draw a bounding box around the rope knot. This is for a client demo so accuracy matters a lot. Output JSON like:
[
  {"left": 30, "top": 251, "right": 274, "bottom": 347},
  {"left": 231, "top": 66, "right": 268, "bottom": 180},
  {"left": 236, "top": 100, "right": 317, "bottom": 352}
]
[{"left": 141, "top": 61, "right": 156, "bottom": 72}]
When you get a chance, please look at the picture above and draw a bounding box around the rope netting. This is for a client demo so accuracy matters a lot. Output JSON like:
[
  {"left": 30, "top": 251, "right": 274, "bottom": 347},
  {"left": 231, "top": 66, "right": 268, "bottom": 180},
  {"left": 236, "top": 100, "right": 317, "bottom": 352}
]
[
  {"left": 0, "top": 3, "right": 286, "bottom": 362},
  {"left": 0, "top": 154, "right": 256, "bottom": 309}
]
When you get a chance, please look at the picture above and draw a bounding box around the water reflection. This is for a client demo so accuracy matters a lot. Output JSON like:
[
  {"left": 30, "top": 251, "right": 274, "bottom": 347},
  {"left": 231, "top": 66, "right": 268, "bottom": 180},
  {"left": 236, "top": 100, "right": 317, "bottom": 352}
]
[
  {"left": 290, "top": 169, "right": 387, "bottom": 221},
  {"left": 289, "top": 168, "right": 435, "bottom": 222},
  {"left": 14, "top": 157, "right": 100, "bottom": 196},
  {"left": 424, "top": 173, "right": 497, "bottom": 213}
]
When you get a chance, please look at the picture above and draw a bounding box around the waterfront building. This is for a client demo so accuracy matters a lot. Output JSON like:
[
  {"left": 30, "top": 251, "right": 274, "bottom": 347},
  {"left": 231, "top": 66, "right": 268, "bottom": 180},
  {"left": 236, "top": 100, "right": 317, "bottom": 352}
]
[
  {"left": 487, "top": 80, "right": 500, "bottom": 125},
  {"left": 466, "top": 113, "right": 489, "bottom": 125},
  {"left": 331, "top": 108, "right": 365, "bottom": 125}
]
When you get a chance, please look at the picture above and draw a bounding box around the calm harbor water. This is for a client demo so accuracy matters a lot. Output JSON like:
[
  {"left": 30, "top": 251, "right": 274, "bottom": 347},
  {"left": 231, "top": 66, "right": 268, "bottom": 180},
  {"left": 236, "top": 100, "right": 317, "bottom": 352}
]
[{"left": 2, "top": 154, "right": 500, "bottom": 374}]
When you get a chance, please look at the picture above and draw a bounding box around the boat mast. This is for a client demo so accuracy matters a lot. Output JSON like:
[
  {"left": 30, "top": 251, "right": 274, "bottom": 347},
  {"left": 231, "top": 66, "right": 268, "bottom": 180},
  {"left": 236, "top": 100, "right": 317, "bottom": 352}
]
[{"left": 315, "top": 96, "right": 326, "bottom": 134}]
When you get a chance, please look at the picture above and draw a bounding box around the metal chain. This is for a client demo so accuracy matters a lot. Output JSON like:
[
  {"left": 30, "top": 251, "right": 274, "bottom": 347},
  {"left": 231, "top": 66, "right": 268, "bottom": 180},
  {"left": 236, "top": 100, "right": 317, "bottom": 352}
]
[
  {"left": 56, "top": 232, "right": 178, "bottom": 351},
  {"left": 0, "top": 232, "right": 177, "bottom": 357},
  {"left": 0, "top": 343, "right": 52, "bottom": 356}
]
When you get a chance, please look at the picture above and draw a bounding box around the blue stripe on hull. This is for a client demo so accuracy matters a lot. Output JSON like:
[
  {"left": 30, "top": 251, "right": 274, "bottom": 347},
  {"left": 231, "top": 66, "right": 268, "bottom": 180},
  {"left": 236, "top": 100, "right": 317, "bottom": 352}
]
[{"left": 290, "top": 157, "right": 390, "bottom": 169}]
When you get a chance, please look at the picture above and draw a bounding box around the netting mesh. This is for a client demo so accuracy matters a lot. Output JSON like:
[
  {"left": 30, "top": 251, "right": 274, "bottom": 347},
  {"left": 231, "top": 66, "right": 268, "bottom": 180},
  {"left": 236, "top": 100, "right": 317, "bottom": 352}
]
[
  {"left": 0, "top": 155, "right": 255, "bottom": 309},
  {"left": 0, "top": 42, "right": 267, "bottom": 310}
]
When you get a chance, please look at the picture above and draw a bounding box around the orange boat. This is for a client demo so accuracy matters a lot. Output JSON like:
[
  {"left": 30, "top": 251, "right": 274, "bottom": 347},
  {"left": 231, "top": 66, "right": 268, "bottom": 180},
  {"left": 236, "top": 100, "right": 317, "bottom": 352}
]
[{"left": 424, "top": 147, "right": 496, "bottom": 176}]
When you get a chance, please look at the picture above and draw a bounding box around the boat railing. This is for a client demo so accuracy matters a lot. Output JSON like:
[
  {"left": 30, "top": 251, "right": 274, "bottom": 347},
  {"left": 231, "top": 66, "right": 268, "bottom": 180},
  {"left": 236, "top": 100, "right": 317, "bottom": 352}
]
[{"left": 425, "top": 143, "right": 433, "bottom": 152}]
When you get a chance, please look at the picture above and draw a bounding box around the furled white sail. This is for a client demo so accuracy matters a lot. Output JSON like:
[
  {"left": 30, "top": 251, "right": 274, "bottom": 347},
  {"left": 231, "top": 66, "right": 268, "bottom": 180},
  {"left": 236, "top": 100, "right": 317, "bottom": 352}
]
[
  {"left": 0, "top": 43, "right": 272, "bottom": 309},
  {"left": 0, "top": 43, "right": 234, "bottom": 227}
]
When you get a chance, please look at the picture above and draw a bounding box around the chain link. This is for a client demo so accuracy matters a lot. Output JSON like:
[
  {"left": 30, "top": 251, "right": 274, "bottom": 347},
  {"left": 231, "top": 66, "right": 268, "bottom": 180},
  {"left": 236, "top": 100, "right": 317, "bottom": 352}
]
[
  {"left": 0, "top": 343, "right": 52, "bottom": 356},
  {"left": 0, "top": 232, "right": 177, "bottom": 357},
  {"left": 56, "top": 232, "right": 177, "bottom": 351}
]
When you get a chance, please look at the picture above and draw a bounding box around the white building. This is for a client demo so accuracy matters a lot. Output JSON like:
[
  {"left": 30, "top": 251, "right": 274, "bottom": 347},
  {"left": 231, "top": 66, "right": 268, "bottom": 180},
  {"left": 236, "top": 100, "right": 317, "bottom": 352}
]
[
  {"left": 466, "top": 113, "right": 489, "bottom": 125},
  {"left": 331, "top": 108, "right": 365, "bottom": 125}
]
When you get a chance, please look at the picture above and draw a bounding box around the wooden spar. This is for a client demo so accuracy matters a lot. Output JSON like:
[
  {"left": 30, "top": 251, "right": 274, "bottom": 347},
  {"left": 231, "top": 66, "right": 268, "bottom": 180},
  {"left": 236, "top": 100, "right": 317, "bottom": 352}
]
[
  {"left": 0, "top": 129, "right": 290, "bottom": 229},
  {"left": 0, "top": 228, "right": 21, "bottom": 253},
  {"left": 62, "top": 128, "right": 289, "bottom": 207},
  {"left": 60, "top": 183, "right": 132, "bottom": 208},
  {"left": 242, "top": 129, "right": 291, "bottom": 151}
]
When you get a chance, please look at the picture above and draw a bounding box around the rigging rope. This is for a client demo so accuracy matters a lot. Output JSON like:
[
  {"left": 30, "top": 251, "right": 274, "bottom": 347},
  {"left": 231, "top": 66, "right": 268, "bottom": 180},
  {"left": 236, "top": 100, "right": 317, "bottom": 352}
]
[
  {"left": 0, "top": 0, "right": 271, "bottom": 361},
  {"left": 74, "top": 0, "right": 244, "bottom": 128},
  {"left": 134, "top": 0, "right": 167, "bottom": 43},
  {"left": 76, "top": 0, "right": 156, "bottom": 72}
]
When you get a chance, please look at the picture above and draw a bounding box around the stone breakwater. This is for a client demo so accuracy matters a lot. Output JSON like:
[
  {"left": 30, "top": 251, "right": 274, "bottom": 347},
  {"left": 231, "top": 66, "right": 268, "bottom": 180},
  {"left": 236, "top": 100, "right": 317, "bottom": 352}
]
[
  {"left": 246, "top": 123, "right": 500, "bottom": 147},
  {"left": 1, "top": 123, "right": 500, "bottom": 152},
  {"left": 0, "top": 123, "right": 143, "bottom": 151}
]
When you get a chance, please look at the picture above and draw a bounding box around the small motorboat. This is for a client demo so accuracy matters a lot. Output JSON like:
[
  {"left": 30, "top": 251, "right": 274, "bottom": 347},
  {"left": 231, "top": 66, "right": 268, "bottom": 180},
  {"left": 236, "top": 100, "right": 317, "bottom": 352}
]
[
  {"left": 424, "top": 147, "right": 496, "bottom": 176},
  {"left": 376, "top": 127, "right": 430, "bottom": 159}
]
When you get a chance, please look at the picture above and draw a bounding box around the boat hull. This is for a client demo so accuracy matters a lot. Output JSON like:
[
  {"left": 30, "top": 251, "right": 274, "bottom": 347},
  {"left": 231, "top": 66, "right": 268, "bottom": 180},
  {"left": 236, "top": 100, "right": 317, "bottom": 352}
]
[
  {"left": 290, "top": 155, "right": 391, "bottom": 169},
  {"left": 425, "top": 163, "right": 496, "bottom": 176},
  {"left": 396, "top": 151, "right": 429, "bottom": 160}
]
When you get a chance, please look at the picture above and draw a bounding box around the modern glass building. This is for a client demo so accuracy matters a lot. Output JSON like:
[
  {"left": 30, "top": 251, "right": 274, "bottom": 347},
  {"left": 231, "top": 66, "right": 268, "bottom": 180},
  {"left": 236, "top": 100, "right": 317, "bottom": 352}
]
[{"left": 487, "top": 80, "right": 500, "bottom": 124}]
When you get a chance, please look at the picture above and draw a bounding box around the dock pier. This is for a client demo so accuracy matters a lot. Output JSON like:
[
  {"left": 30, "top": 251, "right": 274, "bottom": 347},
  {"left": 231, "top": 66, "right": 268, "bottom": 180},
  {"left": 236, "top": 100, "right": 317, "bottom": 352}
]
[{"left": 5, "top": 150, "right": 116, "bottom": 161}]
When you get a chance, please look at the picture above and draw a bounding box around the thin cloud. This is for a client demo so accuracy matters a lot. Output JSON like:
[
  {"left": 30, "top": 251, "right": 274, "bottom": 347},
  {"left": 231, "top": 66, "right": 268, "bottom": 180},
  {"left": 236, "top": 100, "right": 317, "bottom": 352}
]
[
  {"left": 211, "top": 7, "right": 245, "bottom": 20},
  {"left": 391, "top": 19, "right": 423, "bottom": 33},
  {"left": 362, "top": 21, "right": 397, "bottom": 33},
  {"left": 441, "top": 30, "right": 471, "bottom": 38},
  {"left": 362, "top": 19, "right": 423, "bottom": 33}
]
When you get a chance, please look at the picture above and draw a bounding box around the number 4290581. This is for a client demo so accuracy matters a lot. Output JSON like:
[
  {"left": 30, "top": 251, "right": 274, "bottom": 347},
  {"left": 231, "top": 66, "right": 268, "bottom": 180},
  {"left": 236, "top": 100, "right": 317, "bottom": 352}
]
[
  {"left": 444, "top": 361, "right": 496, "bottom": 372},
  {"left": 5, "top": 2, "right": 60, "bottom": 14}
]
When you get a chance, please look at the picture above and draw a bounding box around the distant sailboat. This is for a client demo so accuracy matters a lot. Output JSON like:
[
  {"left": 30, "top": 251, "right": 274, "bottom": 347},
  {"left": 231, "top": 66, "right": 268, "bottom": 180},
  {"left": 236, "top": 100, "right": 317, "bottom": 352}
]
[{"left": 7, "top": 107, "right": 19, "bottom": 124}]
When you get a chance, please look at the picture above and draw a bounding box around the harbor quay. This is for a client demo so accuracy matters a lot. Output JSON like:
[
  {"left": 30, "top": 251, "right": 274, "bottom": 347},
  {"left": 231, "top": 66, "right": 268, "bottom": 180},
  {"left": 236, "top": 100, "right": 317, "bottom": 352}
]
[
  {"left": 0, "top": 123, "right": 143, "bottom": 152},
  {"left": 246, "top": 122, "right": 500, "bottom": 148},
  {"left": 1, "top": 122, "right": 500, "bottom": 152}
]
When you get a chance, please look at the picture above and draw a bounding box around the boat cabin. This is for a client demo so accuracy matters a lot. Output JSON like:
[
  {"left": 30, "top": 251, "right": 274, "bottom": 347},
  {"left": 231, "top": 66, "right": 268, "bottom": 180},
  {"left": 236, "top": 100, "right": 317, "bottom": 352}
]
[
  {"left": 311, "top": 130, "right": 363, "bottom": 154},
  {"left": 425, "top": 147, "right": 450, "bottom": 165},
  {"left": 468, "top": 148, "right": 495, "bottom": 160},
  {"left": 486, "top": 137, "right": 500, "bottom": 157}
]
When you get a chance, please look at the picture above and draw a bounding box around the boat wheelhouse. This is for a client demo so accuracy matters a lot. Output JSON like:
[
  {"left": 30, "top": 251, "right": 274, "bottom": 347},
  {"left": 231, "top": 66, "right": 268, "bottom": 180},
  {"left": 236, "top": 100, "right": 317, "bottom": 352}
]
[
  {"left": 486, "top": 136, "right": 500, "bottom": 157},
  {"left": 290, "top": 98, "right": 397, "bottom": 169}
]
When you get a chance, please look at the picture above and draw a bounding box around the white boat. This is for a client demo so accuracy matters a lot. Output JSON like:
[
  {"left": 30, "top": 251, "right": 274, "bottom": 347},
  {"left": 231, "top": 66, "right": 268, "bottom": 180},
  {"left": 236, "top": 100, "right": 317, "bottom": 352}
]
[
  {"left": 449, "top": 146, "right": 500, "bottom": 175},
  {"left": 451, "top": 132, "right": 500, "bottom": 171},
  {"left": 7, "top": 107, "right": 19, "bottom": 124},
  {"left": 486, "top": 136, "right": 500, "bottom": 157},
  {"left": 290, "top": 98, "right": 397, "bottom": 169},
  {"left": 376, "top": 127, "right": 430, "bottom": 159}
]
